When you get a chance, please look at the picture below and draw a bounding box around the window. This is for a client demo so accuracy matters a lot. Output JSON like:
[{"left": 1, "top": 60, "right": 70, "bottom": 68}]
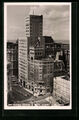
[
  {"left": 29, "top": 85, "right": 30, "bottom": 89},
  {"left": 32, "top": 88, "right": 34, "bottom": 91},
  {"left": 31, "top": 57, "right": 33, "bottom": 60},
  {"left": 35, "top": 88, "right": 36, "bottom": 91},
  {"left": 40, "top": 89, "right": 42, "bottom": 92}
]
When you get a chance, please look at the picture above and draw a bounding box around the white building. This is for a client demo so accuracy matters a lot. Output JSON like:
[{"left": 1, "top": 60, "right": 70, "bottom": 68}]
[
  {"left": 53, "top": 76, "right": 70, "bottom": 105},
  {"left": 18, "top": 38, "right": 28, "bottom": 87}
]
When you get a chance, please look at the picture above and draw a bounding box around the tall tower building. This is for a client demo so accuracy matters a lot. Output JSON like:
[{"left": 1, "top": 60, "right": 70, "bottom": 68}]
[
  {"left": 26, "top": 15, "right": 43, "bottom": 37},
  {"left": 18, "top": 14, "right": 54, "bottom": 96},
  {"left": 26, "top": 15, "right": 54, "bottom": 95},
  {"left": 26, "top": 15, "right": 43, "bottom": 48}
]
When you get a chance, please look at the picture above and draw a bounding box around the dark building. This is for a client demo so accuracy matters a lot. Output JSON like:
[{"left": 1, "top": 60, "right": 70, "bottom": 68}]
[
  {"left": 43, "top": 36, "right": 55, "bottom": 58},
  {"left": 7, "top": 41, "right": 18, "bottom": 104},
  {"left": 54, "top": 60, "right": 65, "bottom": 77},
  {"left": 26, "top": 15, "right": 43, "bottom": 37},
  {"left": 26, "top": 15, "right": 43, "bottom": 48},
  {"left": 57, "top": 49, "right": 70, "bottom": 72},
  {"left": 61, "top": 43, "right": 69, "bottom": 50},
  {"left": 7, "top": 41, "right": 18, "bottom": 78},
  {"left": 54, "top": 42, "right": 69, "bottom": 72},
  {"left": 54, "top": 42, "right": 62, "bottom": 52}
]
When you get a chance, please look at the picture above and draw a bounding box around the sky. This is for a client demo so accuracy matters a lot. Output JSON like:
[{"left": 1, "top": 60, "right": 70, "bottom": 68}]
[{"left": 7, "top": 3, "right": 71, "bottom": 43}]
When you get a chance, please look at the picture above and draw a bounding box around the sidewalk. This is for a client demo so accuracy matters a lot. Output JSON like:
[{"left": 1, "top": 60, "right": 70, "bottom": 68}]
[
  {"left": 23, "top": 87, "right": 33, "bottom": 94},
  {"left": 45, "top": 96, "right": 60, "bottom": 106}
]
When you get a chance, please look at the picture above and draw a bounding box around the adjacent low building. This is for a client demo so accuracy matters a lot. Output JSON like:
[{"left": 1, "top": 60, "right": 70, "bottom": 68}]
[
  {"left": 53, "top": 76, "right": 70, "bottom": 105},
  {"left": 54, "top": 60, "right": 65, "bottom": 77}
]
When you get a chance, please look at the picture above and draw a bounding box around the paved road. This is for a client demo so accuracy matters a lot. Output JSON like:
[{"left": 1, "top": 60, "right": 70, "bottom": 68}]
[{"left": 9, "top": 84, "right": 60, "bottom": 106}]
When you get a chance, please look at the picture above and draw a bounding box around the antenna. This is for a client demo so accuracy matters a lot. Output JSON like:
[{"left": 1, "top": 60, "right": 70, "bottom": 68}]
[
  {"left": 33, "top": 8, "right": 34, "bottom": 15},
  {"left": 32, "top": 5, "right": 35, "bottom": 15}
]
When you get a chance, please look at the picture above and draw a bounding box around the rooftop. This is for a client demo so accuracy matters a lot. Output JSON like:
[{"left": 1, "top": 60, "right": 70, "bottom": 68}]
[{"left": 44, "top": 36, "right": 54, "bottom": 43}]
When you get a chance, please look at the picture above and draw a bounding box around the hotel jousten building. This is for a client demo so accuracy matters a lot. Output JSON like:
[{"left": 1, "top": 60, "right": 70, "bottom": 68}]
[{"left": 18, "top": 15, "right": 54, "bottom": 96}]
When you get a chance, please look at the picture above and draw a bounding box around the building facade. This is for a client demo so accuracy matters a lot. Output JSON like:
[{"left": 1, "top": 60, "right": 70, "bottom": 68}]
[
  {"left": 54, "top": 60, "right": 65, "bottom": 77},
  {"left": 53, "top": 76, "right": 70, "bottom": 105},
  {"left": 7, "top": 41, "right": 18, "bottom": 97},
  {"left": 18, "top": 39, "right": 28, "bottom": 87},
  {"left": 7, "top": 41, "right": 18, "bottom": 78},
  {"left": 43, "top": 36, "right": 55, "bottom": 58},
  {"left": 26, "top": 15, "right": 43, "bottom": 37},
  {"left": 29, "top": 46, "right": 45, "bottom": 60},
  {"left": 28, "top": 58, "right": 54, "bottom": 96},
  {"left": 26, "top": 15, "right": 43, "bottom": 48}
]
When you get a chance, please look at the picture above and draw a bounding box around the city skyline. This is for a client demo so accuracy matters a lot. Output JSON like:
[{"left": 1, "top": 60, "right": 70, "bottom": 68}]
[{"left": 7, "top": 4, "right": 71, "bottom": 42}]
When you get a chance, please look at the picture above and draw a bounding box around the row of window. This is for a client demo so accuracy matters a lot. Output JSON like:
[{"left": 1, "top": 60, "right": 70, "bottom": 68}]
[
  {"left": 19, "top": 70, "right": 27, "bottom": 76},
  {"left": 19, "top": 40, "right": 27, "bottom": 43},
  {"left": 19, "top": 63, "right": 27, "bottom": 68},
  {"left": 19, "top": 60, "right": 27, "bottom": 64},
  {"left": 20, "top": 52, "right": 27, "bottom": 56},
  {"left": 19, "top": 45, "right": 27, "bottom": 48},
  {"left": 35, "top": 52, "right": 43, "bottom": 56},
  {"left": 54, "top": 92, "right": 70, "bottom": 100},
  {"left": 54, "top": 82, "right": 70, "bottom": 89}
]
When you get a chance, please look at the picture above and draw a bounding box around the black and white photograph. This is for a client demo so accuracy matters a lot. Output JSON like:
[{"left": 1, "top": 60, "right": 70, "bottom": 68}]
[{"left": 4, "top": 2, "right": 71, "bottom": 109}]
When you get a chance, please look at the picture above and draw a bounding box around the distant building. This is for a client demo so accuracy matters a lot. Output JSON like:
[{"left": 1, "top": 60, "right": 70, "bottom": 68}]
[
  {"left": 54, "top": 60, "right": 65, "bottom": 77},
  {"left": 61, "top": 43, "right": 69, "bottom": 50},
  {"left": 7, "top": 41, "right": 18, "bottom": 78},
  {"left": 54, "top": 42, "right": 62, "bottom": 52},
  {"left": 43, "top": 36, "right": 55, "bottom": 58},
  {"left": 54, "top": 42, "right": 70, "bottom": 72},
  {"left": 7, "top": 41, "right": 18, "bottom": 95},
  {"left": 59, "top": 49, "right": 70, "bottom": 71}
]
